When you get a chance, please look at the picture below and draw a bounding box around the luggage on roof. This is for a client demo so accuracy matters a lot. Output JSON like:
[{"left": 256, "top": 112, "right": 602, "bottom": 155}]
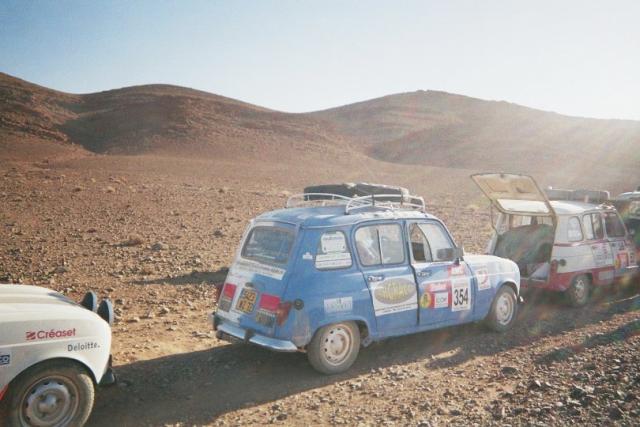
[
  {"left": 302, "top": 182, "right": 409, "bottom": 201},
  {"left": 545, "top": 188, "right": 610, "bottom": 204}
]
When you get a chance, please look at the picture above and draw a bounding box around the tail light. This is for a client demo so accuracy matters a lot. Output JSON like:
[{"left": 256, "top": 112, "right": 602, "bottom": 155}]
[
  {"left": 255, "top": 294, "right": 292, "bottom": 327},
  {"left": 217, "top": 283, "right": 237, "bottom": 312},
  {"left": 276, "top": 302, "right": 293, "bottom": 326}
]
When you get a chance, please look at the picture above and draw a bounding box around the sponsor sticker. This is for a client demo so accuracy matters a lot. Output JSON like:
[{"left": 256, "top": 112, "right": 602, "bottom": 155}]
[
  {"left": 68, "top": 342, "right": 100, "bottom": 352},
  {"left": 324, "top": 297, "right": 353, "bottom": 314},
  {"left": 302, "top": 252, "right": 313, "bottom": 260},
  {"left": 419, "top": 292, "right": 432, "bottom": 309},
  {"left": 427, "top": 280, "right": 450, "bottom": 293},
  {"left": 451, "top": 278, "right": 471, "bottom": 312},
  {"left": 26, "top": 328, "right": 76, "bottom": 341},
  {"left": 433, "top": 292, "right": 449, "bottom": 308},
  {"left": 616, "top": 252, "right": 629, "bottom": 269},
  {"left": 371, "top": 278, "right": 418, "bottom": 316},
  {"left": 598, "top": 269, "right": 615, "bottom": 281},
  {"left": 475, "top": 266, "right": 491, "bottom": 291},
  {"left": 231, "top": 259, "right": 286, "bottom": 280},
  {"left": 449, "top": 264, "right": 466, "bottom": 277},
  {"left": 0, "top": 349, "right": 10, "bottom": 367},
  {"left": 321, "top": 231, "right": 347, "bottom": 253},
  {"left": 315, "top": 252, "right": 352, "bottom": 269}
]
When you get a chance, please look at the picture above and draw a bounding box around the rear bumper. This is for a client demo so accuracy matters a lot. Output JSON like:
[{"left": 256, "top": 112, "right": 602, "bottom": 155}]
[{"left": 213, "top": 315, "right": 298, "bottom": 352}]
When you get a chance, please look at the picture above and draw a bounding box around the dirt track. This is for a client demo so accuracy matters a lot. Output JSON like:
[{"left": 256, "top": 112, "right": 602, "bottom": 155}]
[{"left": 1, "top": 156, "right": 639, "bottom": 426}]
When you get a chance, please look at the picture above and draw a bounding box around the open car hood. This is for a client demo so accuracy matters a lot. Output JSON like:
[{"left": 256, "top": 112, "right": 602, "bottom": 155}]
[{"left": 471, "top": 173, "right": 555, "bottom": 216}]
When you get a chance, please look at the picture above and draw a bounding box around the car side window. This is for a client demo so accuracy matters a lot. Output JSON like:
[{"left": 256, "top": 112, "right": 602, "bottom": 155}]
[
  {"left": 355, "top": 224, "right": 405, "bottom": 267},
  {"left": 583, "top": 214, "right": 595, "bottom": 240},
  {"left": 409, "top": 223, "right": 432, "bottom": 262},
  {"left": 604, "top": 212, "right": 626, "bottom": 238},
  {"left": 567, "top": 217, "right": 583, "bottom": 242},
  {"left": 591, "top": 214, "right": 604, "bottom": 239},
  {"left": 418, "top": 223, "right": 454, "bottom": 262}
]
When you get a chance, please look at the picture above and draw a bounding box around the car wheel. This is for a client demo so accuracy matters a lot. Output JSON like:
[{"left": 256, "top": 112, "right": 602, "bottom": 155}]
[
  {"left": 486, "top": 285, "right": 518, "bottom": 332},
  {"left": 307, "top": 321, "right": 360, "bottom": 375},
  {"left": 566, "top": 274, "right": 591, "bottom": 307},
  {"left": 1, "top": 360, "right": 95, "bottom": 427}
]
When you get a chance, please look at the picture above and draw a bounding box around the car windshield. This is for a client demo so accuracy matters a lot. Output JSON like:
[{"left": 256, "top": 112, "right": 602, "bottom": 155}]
[{"left": 241, "top": 226, "right": 295, "bottom": 265}]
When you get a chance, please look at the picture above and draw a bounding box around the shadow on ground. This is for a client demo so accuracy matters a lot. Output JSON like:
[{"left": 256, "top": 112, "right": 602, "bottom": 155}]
[
  {"left": 89, "top": 285, "right": 640, "bottom": 426},
  {"left": 132, "top": 269, "right": 229, "bottom": 286}
]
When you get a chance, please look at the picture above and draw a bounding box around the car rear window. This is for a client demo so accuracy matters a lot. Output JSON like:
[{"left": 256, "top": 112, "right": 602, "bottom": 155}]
[
  {"left": 604, "top": 212, "right": 626, "bottom": 238},
  {"left": 241, "top": 226, "right": 295, "bottom": 265}
]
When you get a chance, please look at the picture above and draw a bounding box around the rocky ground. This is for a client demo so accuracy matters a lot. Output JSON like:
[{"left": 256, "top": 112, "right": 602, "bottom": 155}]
[{"left": 1, "top": 155, "right": 639, "bottom": 426}]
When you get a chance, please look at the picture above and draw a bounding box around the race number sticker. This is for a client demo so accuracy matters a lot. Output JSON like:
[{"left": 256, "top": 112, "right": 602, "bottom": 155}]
[
  {"left": 475, "top": 266, "right": 490, "bottom": 291},
  {"left": 451, "top": 279, "right": 471, "bottom": 312}
]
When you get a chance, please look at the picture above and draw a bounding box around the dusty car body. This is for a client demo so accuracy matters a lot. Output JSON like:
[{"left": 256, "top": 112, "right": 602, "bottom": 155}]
[
  {"left": 0, "top": 284, "right": 114, "bottom": 426},
  {"left": 212, "top": 183, "right": 521, "bottom": 374},
  {"left": 473, "top": 173, "right": 638, "bottom": 306}
]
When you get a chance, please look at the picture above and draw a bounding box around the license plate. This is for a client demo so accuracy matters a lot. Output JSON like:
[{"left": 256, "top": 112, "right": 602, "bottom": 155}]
[{"left": 236, "top": 288, "right": 258, "bottom": 313}]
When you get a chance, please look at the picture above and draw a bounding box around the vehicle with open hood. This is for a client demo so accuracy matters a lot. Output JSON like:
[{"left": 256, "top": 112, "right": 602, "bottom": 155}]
[
  {"left": 211, "top": 183, "right": 521, "bottom": 374},
  {"left": 0, "top": 284, "right": 115, "bottom": 426},
  {"left": 472, "top": 173, "right": 638, "bottom": 306}
]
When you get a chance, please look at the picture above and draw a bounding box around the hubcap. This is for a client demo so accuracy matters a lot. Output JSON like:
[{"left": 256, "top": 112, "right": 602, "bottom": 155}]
[
  {"left": 322, "top": 325, "right": 353, "bottom": 366},
  {"left": 574, "top": 279, "right": 587, "bottom": 301},
  {"left": 21, "top": 377, "right": 79, "bottom": 427},
  {"left": 496, "top": 292, "right": 515, "bottom": 326}
]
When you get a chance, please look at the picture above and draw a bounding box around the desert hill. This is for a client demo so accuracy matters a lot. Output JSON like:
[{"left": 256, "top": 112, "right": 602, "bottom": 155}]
[
  {"left": 0, "top": 72, "right": 352, "bottom": 160},
  {"left": 1, "top": 72, "right": 639, "bottom": 192},
  {"left": 312, "top": 90, "right": 640, "bottom": 182}
]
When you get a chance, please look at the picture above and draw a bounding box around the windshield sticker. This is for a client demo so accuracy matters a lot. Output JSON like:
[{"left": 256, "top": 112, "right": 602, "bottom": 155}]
[
  {"left": 232, "top": 259, "right": 286, "bottom": 280},
  {"left": 475, "top": 266, "right": 491, "bottom": 290},
  {"left": 316, "top": 252, "right": 352, "bottom": 269},
  {"left": 324, "top": 297, "right": 353, "bottom": 314},
  {"left": 0, "top": 349, "right": 10, "bottom": 367},
  {"left": 321, "top": 232, "right": 347, "bottom": 253},
  {"left": 451, "top": 278, "right": 471, "bottom": 312},
  {"left": 371, "top": 278, "right": 417, "bottom": 316}
]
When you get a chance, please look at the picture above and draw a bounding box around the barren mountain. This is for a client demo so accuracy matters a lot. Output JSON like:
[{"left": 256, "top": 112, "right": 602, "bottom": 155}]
[
  {"left": 312, "top": 91, "right": 640, "bottom": 191},
  {"left": 0, "top": 72, "right": 352, "bottom": 161},
  {"left": 1, "top": 72, "right": 639, "bottom": 192}
]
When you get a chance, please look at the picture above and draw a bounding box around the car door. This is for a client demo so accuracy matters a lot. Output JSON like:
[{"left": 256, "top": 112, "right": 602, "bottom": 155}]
[
  {"left": 603, "top": 211, "right": 633, "bottom": 278},
  {"left": 407, "top": 221, "right": 476, "bottom": 327},
  {"left": 354, "top": 222, "right": 418, "bottom": 335}
]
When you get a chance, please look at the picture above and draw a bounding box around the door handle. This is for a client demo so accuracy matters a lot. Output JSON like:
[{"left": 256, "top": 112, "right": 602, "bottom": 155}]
[
  {"left": 417, "top": 270, "right": 432, "bottom": 278},
  {"left": 367, "top": 275, "right": 385, "bottom": 283}
]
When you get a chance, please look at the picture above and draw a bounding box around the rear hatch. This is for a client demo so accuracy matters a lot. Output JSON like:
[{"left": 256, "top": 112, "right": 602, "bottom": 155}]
[
  {"left": 216, "top": 221, "right": 297, "bottom": 336},
  {"left": 471, "top": 173, "right": 556, "bottom": 216}
]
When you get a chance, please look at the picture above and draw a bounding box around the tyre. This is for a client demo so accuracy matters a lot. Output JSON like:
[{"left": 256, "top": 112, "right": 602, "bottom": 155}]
[
  {"left": 307, "top": 321, "right": 360, "bottom": 375},
  {"left": 486, "top": 285, "right": 518, "bottom": 332},
  {"left": 0, "top": 360, "right": 95, "bottom": 427},
  {"left": 566, "top": 274, "right": 591, "bottom": 307}
]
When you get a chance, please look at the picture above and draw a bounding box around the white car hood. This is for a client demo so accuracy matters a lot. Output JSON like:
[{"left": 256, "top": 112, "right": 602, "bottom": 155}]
[{"left": 0, "top": 284, "right": 94, "bottom": 321}]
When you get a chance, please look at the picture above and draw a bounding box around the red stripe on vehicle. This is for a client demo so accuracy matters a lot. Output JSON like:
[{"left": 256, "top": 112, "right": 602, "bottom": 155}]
[{"left": 0, "top": 385, "right": 7, "bottom": 402}]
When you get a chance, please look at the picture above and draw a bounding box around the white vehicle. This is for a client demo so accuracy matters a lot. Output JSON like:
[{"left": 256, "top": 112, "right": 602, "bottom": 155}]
[
  {"left": 473, "top": 173, "right": 638, "bottom": 306},
  {"left": 0, "top": 284, "right": 115, "bottom": 426}
]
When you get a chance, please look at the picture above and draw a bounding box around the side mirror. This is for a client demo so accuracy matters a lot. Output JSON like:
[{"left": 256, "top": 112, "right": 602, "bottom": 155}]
[{"left": 436, "top": 247, "right": 464, "bottom": 262}]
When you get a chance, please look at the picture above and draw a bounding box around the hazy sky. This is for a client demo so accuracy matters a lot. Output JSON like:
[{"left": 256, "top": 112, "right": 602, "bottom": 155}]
[{"left": 1, "top": 0, "right": 639, "bottom": 119}]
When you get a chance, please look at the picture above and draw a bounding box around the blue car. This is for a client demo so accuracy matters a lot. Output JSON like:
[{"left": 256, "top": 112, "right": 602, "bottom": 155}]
[{"left": 212, "top": 183, "right": 520, "bottom": 374}]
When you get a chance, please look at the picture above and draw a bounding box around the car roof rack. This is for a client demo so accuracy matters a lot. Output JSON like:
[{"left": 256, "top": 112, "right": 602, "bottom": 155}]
[
  {"left": 545, "top": 188, "right": 610, "bottom": 204},
  {"left": 285, "top": 183, "right": 426, "bottom": 214}
]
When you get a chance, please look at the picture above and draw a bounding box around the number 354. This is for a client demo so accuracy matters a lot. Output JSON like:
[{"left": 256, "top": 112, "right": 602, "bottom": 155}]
[{"left": 454, "top": 288, "right": 468, "bottom": 305}]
